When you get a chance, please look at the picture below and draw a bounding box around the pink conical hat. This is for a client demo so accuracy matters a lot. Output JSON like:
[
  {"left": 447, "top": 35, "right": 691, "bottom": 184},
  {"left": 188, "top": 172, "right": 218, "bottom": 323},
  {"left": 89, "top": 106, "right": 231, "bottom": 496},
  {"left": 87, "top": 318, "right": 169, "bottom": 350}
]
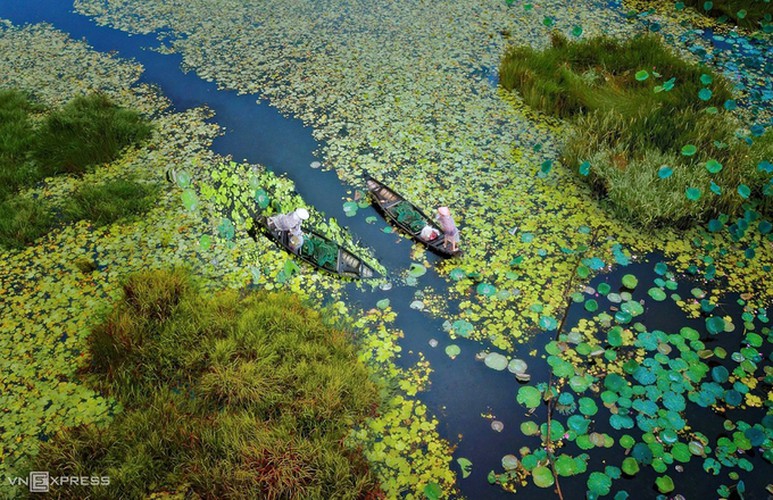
[{"left": 438, "top": 206, "right": 450, "bottom": 216}]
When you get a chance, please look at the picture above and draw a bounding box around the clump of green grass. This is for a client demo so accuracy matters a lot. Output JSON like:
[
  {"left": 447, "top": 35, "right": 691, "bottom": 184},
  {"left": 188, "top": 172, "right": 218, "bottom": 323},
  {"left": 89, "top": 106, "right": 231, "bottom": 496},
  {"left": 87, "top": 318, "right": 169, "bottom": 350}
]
[
  {"left": 0, "top": 91, "right": 156, "bottom": 248},
  {"left": 63, "top": 179, "right": 159, "bottom": 227},
  {"left": 0, "top": 196, "right": 54, "bottom": 249},
  {"left": 0, "top": 90, "right": 40, "bottom": 200},
  {"left": 501, "top": 33, "right": 772, "bottom": 227},
  {"left": 31, "top": 269, "right": 383, "bottom": 499},
  {"left": 33, "top": 93, "right": 152, "bottom": 177}
]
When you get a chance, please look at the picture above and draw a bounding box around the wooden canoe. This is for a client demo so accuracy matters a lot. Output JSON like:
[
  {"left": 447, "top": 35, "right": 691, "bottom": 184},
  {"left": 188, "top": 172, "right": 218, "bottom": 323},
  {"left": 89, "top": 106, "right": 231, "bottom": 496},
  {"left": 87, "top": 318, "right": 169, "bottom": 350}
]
[
  {"left": 248, "top": 216, "right": 378, "bottom": 279},
  {"left": 365, "top": 176, "right": 461, "bottom": 257}
]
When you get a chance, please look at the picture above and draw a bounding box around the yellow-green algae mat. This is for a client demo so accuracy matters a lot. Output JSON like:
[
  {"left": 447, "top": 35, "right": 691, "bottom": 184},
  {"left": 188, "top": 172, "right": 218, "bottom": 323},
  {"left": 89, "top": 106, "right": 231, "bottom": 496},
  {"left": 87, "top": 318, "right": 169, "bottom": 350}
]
[
  {"left": 74, "top": 0, "right": 772, "bottom": 352},
  {"left": 0, "top": 22, "right": 455, "bottom": 498}
]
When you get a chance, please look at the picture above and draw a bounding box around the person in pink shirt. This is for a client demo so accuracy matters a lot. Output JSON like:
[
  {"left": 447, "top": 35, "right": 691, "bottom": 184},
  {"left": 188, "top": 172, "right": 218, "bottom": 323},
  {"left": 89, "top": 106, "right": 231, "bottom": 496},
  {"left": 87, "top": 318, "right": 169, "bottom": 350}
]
[{"left": 436, "top": 206, "right": 460, "bottom": 252}]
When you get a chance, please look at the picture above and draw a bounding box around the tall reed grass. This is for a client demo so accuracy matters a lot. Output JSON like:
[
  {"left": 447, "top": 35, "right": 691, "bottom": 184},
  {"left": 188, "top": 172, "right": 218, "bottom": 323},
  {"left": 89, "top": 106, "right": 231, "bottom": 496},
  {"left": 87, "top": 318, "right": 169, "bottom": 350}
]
[{"left": 31, "top": 269, "right": 383, "bottom": 499}]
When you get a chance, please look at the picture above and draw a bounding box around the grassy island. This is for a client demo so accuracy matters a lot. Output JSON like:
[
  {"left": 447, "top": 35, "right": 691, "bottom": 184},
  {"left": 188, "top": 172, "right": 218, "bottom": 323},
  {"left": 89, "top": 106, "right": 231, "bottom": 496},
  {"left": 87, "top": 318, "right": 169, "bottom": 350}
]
[
  {"left": 28, "top": 269, "right": 383, "bottom": 499},
  {"left": 501, "top": 33, "right": 772, "bottom": 227}
]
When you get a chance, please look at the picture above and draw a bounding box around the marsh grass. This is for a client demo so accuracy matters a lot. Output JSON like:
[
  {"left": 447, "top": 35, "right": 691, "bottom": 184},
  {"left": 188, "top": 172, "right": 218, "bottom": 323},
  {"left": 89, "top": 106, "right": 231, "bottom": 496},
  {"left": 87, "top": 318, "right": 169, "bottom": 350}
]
[
  {"left": 62, "top": 179, "right": 159, "bottom": 227},
  {"left": 33, "top": 93, "right": 152, "bottom": 177},
  {"left": 0, "top": 90, "right": 40, "bottom": 200},
  {"left": 0, "top": 90, "right": 156, "bottom": 248},
  {"left": 0, "top": 196, "right": 54, "bottom": 249},
  {"left": 31, "top": 269, "right": 383, "bottom": 499},
  {"left": 501, "top": 33, "right": 771, "bottom": 227}
]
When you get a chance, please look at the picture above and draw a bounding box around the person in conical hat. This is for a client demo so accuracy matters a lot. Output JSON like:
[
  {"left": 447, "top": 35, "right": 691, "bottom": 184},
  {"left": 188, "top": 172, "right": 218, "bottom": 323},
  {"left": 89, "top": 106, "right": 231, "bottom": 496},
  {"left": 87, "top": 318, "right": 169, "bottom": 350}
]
[
  {"left": 268, "top": 207, "right": 309, "bottom": 252},
  {"left": 436, "top": 206, "right": 460, "bottom": 252}
]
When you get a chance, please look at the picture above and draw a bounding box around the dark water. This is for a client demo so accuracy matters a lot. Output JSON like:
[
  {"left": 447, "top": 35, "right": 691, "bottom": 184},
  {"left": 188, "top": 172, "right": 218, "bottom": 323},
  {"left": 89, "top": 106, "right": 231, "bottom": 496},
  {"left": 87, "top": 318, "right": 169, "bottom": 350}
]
[{"left": 1, "top": 3, "right": 770, "bottom": 499}]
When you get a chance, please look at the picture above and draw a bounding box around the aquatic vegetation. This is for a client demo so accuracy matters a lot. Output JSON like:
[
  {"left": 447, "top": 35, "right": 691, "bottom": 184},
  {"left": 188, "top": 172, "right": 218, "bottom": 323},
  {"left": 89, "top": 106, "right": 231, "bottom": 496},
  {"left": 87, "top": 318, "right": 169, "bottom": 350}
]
[
  {"left": 62, "top": 178, "right": 159, "bottom": 227},
  {"left": 0, "top": 195, "right": 55, "bottom": 248},
  {"left": 492, "top": 262, "right": 772, "bottom": 497},
  {"left": 33, "top": 92, "right": 152, "bottom": 177},
  {"left": 0, "top": 89, "right": 40, "bottom": 200},
  {"left": 31, "top": 269, "right": 383, "bottom": 499},
  {"left": 671, "top": 0, "right": 771, "bottom": 30},
  {"left": 501, "top": 32, "right": 772, "bottom": 226},
  {"left": 0, "top": 22, "right": 455, "bottom": 499}
]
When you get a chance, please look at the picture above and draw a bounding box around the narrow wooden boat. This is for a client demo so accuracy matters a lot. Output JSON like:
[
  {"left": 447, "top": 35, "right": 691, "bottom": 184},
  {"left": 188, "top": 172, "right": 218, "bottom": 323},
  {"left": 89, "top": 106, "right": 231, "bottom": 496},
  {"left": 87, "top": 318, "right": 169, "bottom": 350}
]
[
  {"left": 249, "top": 216, "right": 378, "bottom": 279},
  {"left": 365, "top": 176, "right": 461, "bottom": 257}
]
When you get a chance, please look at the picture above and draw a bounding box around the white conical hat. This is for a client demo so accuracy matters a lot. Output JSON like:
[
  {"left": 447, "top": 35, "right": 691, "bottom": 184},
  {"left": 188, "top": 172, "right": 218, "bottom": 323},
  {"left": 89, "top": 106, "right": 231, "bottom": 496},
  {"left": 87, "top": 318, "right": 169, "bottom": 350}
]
[{"left": 295, "top": 208, "right": 310, "bottom": 220}]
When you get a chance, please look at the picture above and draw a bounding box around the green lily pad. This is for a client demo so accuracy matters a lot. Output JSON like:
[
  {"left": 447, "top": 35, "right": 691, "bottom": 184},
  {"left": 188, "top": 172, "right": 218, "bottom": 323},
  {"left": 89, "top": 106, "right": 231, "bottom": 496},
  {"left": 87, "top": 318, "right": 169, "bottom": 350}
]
[
  {"left": 681, "top": 144, "right": 697, "bottom": 156},
  {"left": 502, "top": 454, "right": 520, "bottom": 470},
  {"left": 622, "top": 457, "right": 640, "bottom": 476},
  {"left": 517, "top": 386, "right": 542, "bottom": 408},
  {"left": 705, "top": 159, "right": 722, "bottom": 174},
  {"left": 635, "top": 70, "right": 650, "bottom": 81},
  {"left": 648, "top": 287, "right": 666, "bottom": 301},
  {"left": 686, "top": 187, "right": 702, "bottom": 201},
  {"left": 423, "top": 483, "right": 441, "bottom": 500},
  {"left": 698, "top": 88, "right": 712, "bottom": 101},
  {"left": 477, "top": 282, "right": 496, "bottom": 296},
  {"left": 409, "top": 263, "right": 427, "bottom": 277},
  {"left": 453, "top": 320, "right": 474, "bottom": 338},
  {"left": 445, "top": 344, "right": 461, "bottom": 359},
  {"left": 533, "top": 466, "right": 554, "bottom": 488},
  {"left": 587, "top": 472, "right": 612, "bottom": 496},
  {"left": 622, "top": 274, "right": 638, "bottom": 289},
  {"left": 655, "top": 475, "right": 674, "bottom": 494},
  {"left": 457, "top": 457, "right": 473, "bottom": 479},
  {"left": 521, "top": 421, "right": 540, "bottom": 436},
  {"left": 376, "top": 298, "right": 390, "bottom": 309},
  {"left": 585, "top": 299, "right": 599, "bottom": 312},
  {"left": 484, "top": 352, "right": 509, "bottom": 371}
]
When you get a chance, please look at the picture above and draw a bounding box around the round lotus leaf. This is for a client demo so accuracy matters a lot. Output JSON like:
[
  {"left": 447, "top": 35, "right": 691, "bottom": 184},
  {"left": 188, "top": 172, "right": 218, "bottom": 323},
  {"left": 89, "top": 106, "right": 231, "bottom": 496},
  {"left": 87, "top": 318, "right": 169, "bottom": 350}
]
[
  {"left": 660, "top": 429, "right": 678, "bottom": 445},
  {"left": 615, "top": 311, "right": 633, "bottom": 324},
  {"left": 711, "top": 365, "right": 729, "bottom": 383},
  {"left": 553, "top": 455, "right": 576, "bottom": 477},
  {"left": 705, "top": 159, "right": 723, "bottom": 173},
  {"left": 181, "top": 189, "right": 199, "bottom": 210},
  {"left": 539, "top": 316, "right": 558, "bottom": 331},
  {"left": 579, "top": 397, "right": 598, "bottom": 416},
  {"left": 680, "top": 327, "right": 700, "bottom": 341},
  {"left": 520, "top": 421, "right": 539, "bottom": 436},
  {"left": 607, "top": 328, "right": 624, "bottom": 347},
  {"left": 445, "top": 344, "right": 461, "bottom": 358},
  {"left": 621, "top": 274, "right": 638, "bottom": 289},
  {"left": 632, "top": 443, "right": 653, "bottom": 464},
  {"left": 620, "top": 435, "right": 635, "bottom": 449},
  {"left": 376, "top": 298, "right": 390, "bottom": 309},
  {"left": 569, "top": 375, "right": 592, "bottom": 393},
  {"left": 476, "top": 282, "right": 496, "bottom": 296},
  {"left": 484, "top": 352, "right": 509, "bottom": 371},
  {"left": 698, "top": 88, "right": 712, "bottom": 101},
  {"left": 449, "top": 268, "right": 466, "bottom": 281},
  {"left": 585, "top": 299, "right": 599, "bottom": 312},
  {"left": 502, "top": 454, "right": 519, "bottom": 470},
  {"left": 607, "top": 292, "right": 622, "bottom": 303},
  {"left": 672, "top": 443, "right": 691, "bottom": 463},
  {"left": 621, "top": 457, "right": 639, "bottom": 476},
  {"left": 681, "top": 144, "right": 697, "bottom": 156},
  {"left": 648, "top": 287, "right": 666, "bottom": 301},
  {"left": 724, "top": 390, "right": 742, "bottom": 406},
  {"left": 568, "top": 415, "right": 590, "bottom": 434},
  {"left": 532, "top": 466, "right": 554, "bottom": 488},
  {"left": 655, "top": 475, "right": 674, "bottom": 493},
  {"left": 517, "top": 386, "right": 542, "bottom": 408},
  {"left": 686, "top": 187, "right": 702, "bottom": 201},
  {"left": 689, "top": 440, "right": 706, "bottom": 456},
  {"left": 508, "top": 358, "right": 528, "bottom": 374},
  {"left": 453, "top": 320, "right": 474, "bottom": 338},
  {"left": 658, "top": 165, "right": 673, "bottom": 179},
  {"left": 521, "top": 454, "right": 538, "bottom": 471},
  {"left": 587, "top": 472, "right": 612, "bottom": 496},
  {"left": 706, "top": 316, "right": 726, "bottom": 335},
  {"left": 409, "top": 263, "right": 427, "bottom": 277}
]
